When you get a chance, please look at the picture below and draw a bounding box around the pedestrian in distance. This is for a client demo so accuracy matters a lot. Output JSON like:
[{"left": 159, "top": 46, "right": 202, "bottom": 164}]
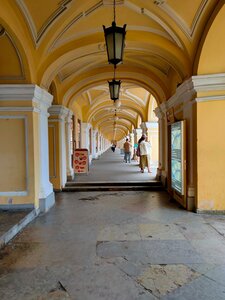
[{"left": 123, "top": 138, "right": 132, "bottom": 163}]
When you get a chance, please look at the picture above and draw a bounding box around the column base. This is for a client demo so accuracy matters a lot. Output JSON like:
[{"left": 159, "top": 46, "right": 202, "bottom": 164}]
[
  {"left": 161, "top": 171, "right": 167, "bottom": 187},
  {"left": 187, "top": 196, "right": 195, "bottom": 211},
  {"left": 39, "top": 191, "right": 55, "bottom": 214}
]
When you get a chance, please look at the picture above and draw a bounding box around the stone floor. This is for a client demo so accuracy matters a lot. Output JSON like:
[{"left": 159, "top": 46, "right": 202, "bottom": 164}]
[
  {"left": 1, "top": 190, "right": 225, "bottom": 299},
  {"left": 74, "top": 148, "right": 157, "bottom": 182}
]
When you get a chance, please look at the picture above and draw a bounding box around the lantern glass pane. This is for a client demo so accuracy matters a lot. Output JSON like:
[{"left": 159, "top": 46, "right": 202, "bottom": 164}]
[
  {"left": 115, "top": 32, "right": 123, "bottom": 60},
  {"left": 114, "top": 83, "right": 119, "bottom": 96},
  {"left": 106, "top": 32, "right": 114, "bottom": 61}
]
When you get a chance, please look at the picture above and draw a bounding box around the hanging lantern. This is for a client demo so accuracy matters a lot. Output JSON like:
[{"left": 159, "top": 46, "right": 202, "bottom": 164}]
[
  {"left": 103, "top": 21, "right": 126, "bottom": 66},
  {"left": 103, "top": 0, "right": 126, "bottom": 66},
  {"left": 108, "top": 79, "right": 121, "bottom": 101}
]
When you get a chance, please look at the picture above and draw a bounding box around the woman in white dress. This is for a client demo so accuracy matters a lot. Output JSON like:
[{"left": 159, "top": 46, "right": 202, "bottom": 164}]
[{"left": 139, "top": 134, "right": 152, "bottom": 173}]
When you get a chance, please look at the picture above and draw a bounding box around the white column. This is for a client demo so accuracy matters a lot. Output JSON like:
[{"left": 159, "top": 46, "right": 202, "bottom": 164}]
[
  {"left": 65, "top": 110, "right": 74, "bottom": 180},
  {"left": 92, "top": 129, "right": 98, "bottom": 159},
  {"left": 129, "top": 132, "right": 134, "bottom": 158},
  {"left": 81, "top": 122, "right": 91, "bottom": 149},
  {"left": 98, "top": 134, "right": 102, "bottom": 155},
  {"left": 48, "top": 105, "right": 68, "bottom": 188},
  {"left": 154, "top": 108, "right": 165, "bottom": 171},
  {"left": 34, "top": 86, "right": 55, "bottom": 213},
  {"left": 81, "top": 122, "right": 92, "bottom": 163},
  {"left": 133, "top": 128, "right": 142, "bottom": 144}
]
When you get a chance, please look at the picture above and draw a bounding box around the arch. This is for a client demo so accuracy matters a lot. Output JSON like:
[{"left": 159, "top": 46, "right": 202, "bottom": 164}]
[
  {"left": 147, "top": 95, "right": 158, "bottom": 121},
  {"left": 62, "top": 70, "right": 167, "bottom": 109},
  {"left": 48, "top": 80, "right": 59, "bottom": 104},
  {"left": 194, "top": 1, "right": 225, "bottom": 74},
  {"left": 0, "top": 22, "right": 32, "bottom": 82}
]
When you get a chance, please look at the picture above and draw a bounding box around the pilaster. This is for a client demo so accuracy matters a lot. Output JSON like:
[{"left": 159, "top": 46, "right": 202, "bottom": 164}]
[
  {"left": 0, "top": 84, "right": 54, "bottom": 213},
  {"left": 92, "top": 129, "right": 98, "bottom": 159},
  {"left": 48, "top": 105, "right": 69, "bottom": 190},
  {"left": 65, "top": 110, "right": 74, "bottom": 181}
]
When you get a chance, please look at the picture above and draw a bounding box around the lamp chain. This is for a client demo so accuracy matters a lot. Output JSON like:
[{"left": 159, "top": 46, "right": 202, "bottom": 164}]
[{"left": 114, "top": 0, "right": 116, "bottom": 23}]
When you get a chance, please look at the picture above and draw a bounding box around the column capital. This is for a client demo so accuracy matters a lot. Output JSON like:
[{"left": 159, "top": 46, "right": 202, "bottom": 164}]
[
  {"left": 133, "top": 128, "right": 142, "bottom": 134},
  {"left": 154, "top": 106, "right": 164, "bottom": 119},
  {"left": 0, "top": 84, "right": 53, "bottom": 115},
  {"left": 48, "top": 105, "right": 70, "bottom": 120},
  {"left": 81, "top": 122, "right": 92, "bottom": 135},
  {"left": 65, "top": 109, "right": 73, "bottom": 123}
]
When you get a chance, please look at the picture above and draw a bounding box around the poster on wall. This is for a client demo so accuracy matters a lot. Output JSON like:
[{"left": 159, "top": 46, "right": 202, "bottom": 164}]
[
  {"left": 74, "top": 149, "right": 89, "bottom": 174},
  {"left": 171, "top": 121, "right": 186, "bottom": 195}
]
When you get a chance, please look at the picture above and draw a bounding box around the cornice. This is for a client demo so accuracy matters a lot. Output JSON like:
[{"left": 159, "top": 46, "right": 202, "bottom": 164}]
[
  {"left": 158, "top": 78, "right": 195, "bottom": 114},
  {"left": 192, "top": 73, "right": 225, "bottom": 92},
  {"left": 0, "top": 84, "right": 53, "bottom": 104}
]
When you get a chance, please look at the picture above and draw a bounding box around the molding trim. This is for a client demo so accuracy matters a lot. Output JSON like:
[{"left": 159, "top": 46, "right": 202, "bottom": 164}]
[
  {"left": 192, "top": 73, "right": 225, "bottom": 92},
  {"left": 0, "top": 107, "right": 40, "bottom": 113},
  {"left": 16, "top": 0, "right": 72, "bottom": 46},
  {"left": 193, "top": 73, "right": 225, "bottom": 103},
  {"left": 196, "top": 95, "right": 225, "bottom": 103},
  {"left": 158, "top": 0, "right": 208, "bottom": 40},
  {"left": 158, "top": 77, "right": 195, "bottom": 114},
  {"left": 0, "top": 32, "right": 25, "bottom": 80},
  {"left": 48, "top": 124, "right": 57, "bottom": 179},
  {"left": 0, "top": 191, "right": 28, "bottom": 196},
  {"left": 0, "top": 84, "right": 53, "bottom": 102},
  {"left": 125, "top": 0, "right": 183, "bottom": 49}
]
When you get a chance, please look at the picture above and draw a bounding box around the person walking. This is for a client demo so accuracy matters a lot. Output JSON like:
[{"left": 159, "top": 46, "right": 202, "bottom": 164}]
[
  {"left": 111, "top": 144, "right": 116, "bottom": 152},
  {"left": 138, "top": 134, "right": 152, "bottom": 173},
  {"left": 123, "top": 138, "right": 132, "bottom": 163}
]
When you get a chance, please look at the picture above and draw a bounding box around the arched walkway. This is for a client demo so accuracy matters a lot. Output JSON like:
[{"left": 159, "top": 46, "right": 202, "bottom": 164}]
[{"left": 73, "top": 148, "right": 157, "bottom": 183}]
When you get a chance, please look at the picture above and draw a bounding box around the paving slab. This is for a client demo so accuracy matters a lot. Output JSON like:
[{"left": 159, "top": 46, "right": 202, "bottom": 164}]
[{"left": 0, "top": 191, "right": 225, "bottom": 300}]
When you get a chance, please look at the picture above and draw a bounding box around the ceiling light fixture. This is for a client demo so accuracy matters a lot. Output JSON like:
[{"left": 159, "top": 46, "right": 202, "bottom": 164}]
[
  {"left": 108, "top": 66, "right": 121, "bottom": 101},
  {"left": 103, "top": 0, "right": 126, "bottom": 66}
]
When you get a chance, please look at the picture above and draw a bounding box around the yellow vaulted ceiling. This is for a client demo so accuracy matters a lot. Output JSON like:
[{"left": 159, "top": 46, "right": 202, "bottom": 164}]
[{"left": 0, "top": 0, "right": 221, "bottom": 140}]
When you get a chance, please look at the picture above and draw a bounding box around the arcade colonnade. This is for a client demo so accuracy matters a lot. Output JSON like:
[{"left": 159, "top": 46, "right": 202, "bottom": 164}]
[
  {"left": 0, "top": 1, "right": 225, "bottom": 214},
  {"left": 0, "top": 83, "right": 158, "bottom": 212}
]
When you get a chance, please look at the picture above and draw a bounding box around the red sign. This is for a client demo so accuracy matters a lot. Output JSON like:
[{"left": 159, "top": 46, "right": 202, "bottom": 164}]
[{"left": 74, "top": 149, "right": 89, "bottom": 174}]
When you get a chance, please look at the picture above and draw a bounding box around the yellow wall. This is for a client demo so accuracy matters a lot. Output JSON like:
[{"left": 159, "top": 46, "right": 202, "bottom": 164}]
[
  {"left": 197, "top": 100, "right": 225, "bottom": 210},
  {"left": 48, "top": 121, "right": 61, "bottom": 190},
  {"left": 197, "top": 5, "right": 225, "bottom": 74},
  {"left": 0, "top": 111, "right": 39, "bottom": 208},
  {"left": 0, "top": 118, "right": 26, "bottom": 191}
]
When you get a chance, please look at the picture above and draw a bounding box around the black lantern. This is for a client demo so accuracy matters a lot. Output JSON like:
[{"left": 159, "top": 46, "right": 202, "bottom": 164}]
[
  {"left": 108, "top": 79, "right": 121, "bottom": 101},
  {"left": 103, "top": 0, "right": 126, "bottom": 66}
]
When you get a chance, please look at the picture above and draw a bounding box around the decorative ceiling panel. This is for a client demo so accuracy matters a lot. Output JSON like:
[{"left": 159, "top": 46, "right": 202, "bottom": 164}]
[{"left": 16, "top": 0, "right": 72, "bottom": 44}]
